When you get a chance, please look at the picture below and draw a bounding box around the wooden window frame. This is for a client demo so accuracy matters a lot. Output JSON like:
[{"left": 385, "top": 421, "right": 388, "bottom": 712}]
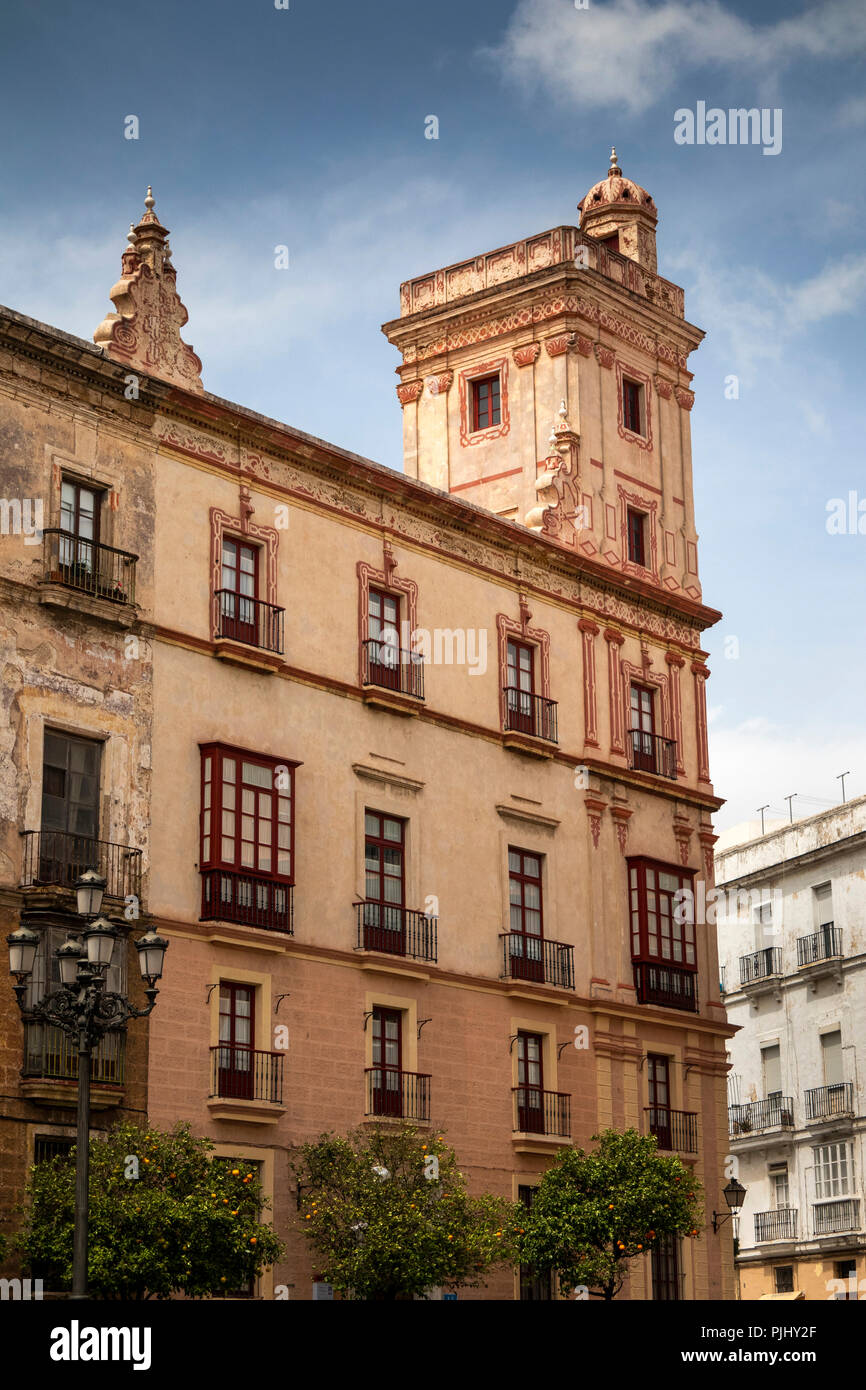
[
  {"left": 627, "top": 507, "right": 647, "bottom": 567},
  {"left": 471, "top": 373, "right": 502, "bottom": 432},
  {"left": 628, "top": 857, "right": 696, "bottom": 970},
  {"left": 622, "top": 377, "right": 644, "bottom": 437},
  {"left": 60, "top": 475, "right": 104, "bottom": 548},
  {"left": 199, "top": 743, "right": 299, "bottom": 885}
]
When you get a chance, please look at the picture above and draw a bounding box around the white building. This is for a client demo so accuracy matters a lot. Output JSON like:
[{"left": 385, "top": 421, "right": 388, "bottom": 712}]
[{"left": 715, "top": 797, "right": 866, "bottom": 1300}]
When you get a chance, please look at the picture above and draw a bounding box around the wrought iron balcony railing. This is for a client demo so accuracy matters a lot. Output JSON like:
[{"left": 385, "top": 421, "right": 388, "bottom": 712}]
[
  {"left": 354, "top": 902, "right": 437, "bottom": 962},
  {"left": 645, "top": 1106, "right": 699, "bottom": 1154},
  {"left": 200, "top": 869, "right": 293, "bottom": 933},
  {"left": 21, "top": 829, "right": 142, "bottom": 900},
  {"left": 633, "top": 961, "right": 698, "bottom": 1013},
  {"left": 209, "top": 1045, "right": 284, "bottom": 1103},
  {"left": 214, "top": 589, "right": 285, "bottom": 655},
  {"left": 754, "top": 1208, "right": 798, "bottom": 1242},
  {"left": 512, "top": 1087, "right": 571, "bottom": 1138},
  {"left": 628, "top": 729, "right": 677, "bottom": 779},
  {"left": 23, "top": 1022, "right": 125, "bottom": 1085},
  {"left": 813, "top": 1199, "right": 860, "bottom": 1236},
  {"left": 729, "top": 1096, "right": 795, "bottom": 1136},
  {"left": 42, "top": 528, "right": 137, "bottom": 605},
  {"left": 361, "top": 638, "right": 424, "bottom": 700},
  {"left": 365, "top": 1068, "right": 431, "bottom": 1121},
  {"left": 500, "top": 933, "right": 574, "bottom": 989},
  {"left": 804, "top": 1082, "right": 854, "bottom": 1121},
  {"left": 503, "top": 688, "right": 558, "bottom": 744},
  {"left": 739, "top": 947, "right": 783, "bottom": 986},
  {"left": 797, "top": 925, "right": 842, "bottom": 967}
]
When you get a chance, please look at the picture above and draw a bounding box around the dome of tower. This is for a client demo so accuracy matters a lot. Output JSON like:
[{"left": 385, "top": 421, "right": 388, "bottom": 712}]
[{"left": 578, "top": 148, "right": 657, "bottom": 226}]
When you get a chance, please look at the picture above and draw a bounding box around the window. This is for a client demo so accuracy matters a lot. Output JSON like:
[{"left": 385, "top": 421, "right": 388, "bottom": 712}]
[
  {"left": 822, "top": 1030, "right": 843, "bottom": 1086},
  {"left": 651, "top": 1235, "right": 681, "bottom": 1300},
  {"left": 774, "top": 1266, "right": 794, "bottom": 1294},
  {"left": 622, "top": 378, "right": 644, "bottom": 436},
  {"left": 471, "top": 374, "right": 501, "bottom": 431},
  {"left": 199, "top": 744, "right": 296, "bottom": 930},
  {"left": 34, "top": 1135, "right": 75, "bottom": 1164},
  {"left": 629, "top": 860, "right": 695, "bottom": 967},
  {"left": 516, "top": 1032, "right": 544, "bottom": 1133},
  {"left": 59, "top": 477, "right": 102, "bottom": 569},
  {"left": 41, "top": 729, "right": 101, "bottom": 849},
  {"left": 505, "top": 639, "right": 536, "bottom": 734},
  {"left": 834, "top": 1259, "right": 857, "bottom": 1299},
  {"left": 518, "top": 1186, "right": 552, "bottom": 1300},
  {"left": 647, "top": 1055, "right": 671, "bottom": 1147},
  {"left": 362, "top": 811, "right": 405, "bottom": 950},
  {"left": 813, "top": 882, "right": 832, "bottom": 927},
  {"left": 770, "top": 1165, "right": 789, "bottom": 1210},
  {"left": 762, "top": 1044, "right": 782, "bottom": 1098},
  {"left": 24, "top": 925, "right": 125, "bottom": 1083},
  {"left": 628, "top": 683, "right": 673, "bottom": 776},
  {"left": 371, "top": 1006, "right": 402, "bottom": 1117},
  {"left": 814, "top": 1143, "right": 851, "bottom": 1199},
  {"left": 218, "top": 536, "right": 259, "bottom": 645},
  {"left": 599, "top": 232, "right": 620, "bottom": 252},
  {"left": 508, "top": 848, "right": 544, "bottom": 982},
  {"left": 627, "top": 508, "right": 647, "bottom": 567},
  {"left": 216, "top": 984, "right": 255, "bottom": 1099}
]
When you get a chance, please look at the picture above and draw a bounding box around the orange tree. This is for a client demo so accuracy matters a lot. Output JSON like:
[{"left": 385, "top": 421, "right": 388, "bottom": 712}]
[
  {"left": 293, "top": 1124, "right": 521, "bottom": 1299},
  {"left": 517, "top": 1128, "right": 703, "bottom": 1299},
  {"left": 16, "top": 1120, "right": 283, "bottom": 1298}
]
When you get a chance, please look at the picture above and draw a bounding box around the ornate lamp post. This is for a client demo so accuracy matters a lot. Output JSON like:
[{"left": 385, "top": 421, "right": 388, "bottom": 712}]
[
  {"left": 712, "top": 1177, "right": 747, "bottom": 1233},
  {"left": 7, "top": 869, "right": 168, "bottom": 1299}
]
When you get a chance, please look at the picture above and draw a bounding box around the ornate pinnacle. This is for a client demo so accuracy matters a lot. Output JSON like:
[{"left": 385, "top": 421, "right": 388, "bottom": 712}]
[{"left": 609, "top": 146, "right": 621, "bottom": 176}]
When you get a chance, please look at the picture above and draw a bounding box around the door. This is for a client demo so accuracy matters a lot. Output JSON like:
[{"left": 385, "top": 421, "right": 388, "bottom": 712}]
[
  {"left": 40, "top": 730, "right": 102, "bottom": 885},
  {"left": 508, "top": 848, "right": 544, "bottom": 982},
  {"left": 630, "top": 683, "right": 656, "bottom": 772},
  {"left": 516, "top": 1031, "right": 544, "bottom": 1134},
  {"left": 363, "top": 812, "right": 405, "bottom": 953},
  {"left": 218, "top": 984, "right": 255, "bottom": 1099},
  {"left": 367, "top": 587, "right": 401, "bottom": 688},
  {"left": 371, "top": 1007, "right": 402, "bottom": 1116},
  {"left": 647, "top": 1055, "right": 671, "bottom": 1149},
  {"left": 518, "top": 1185, "right": 552, "bottom": 1300},
  {"left": 59, "top": 478, "right": 101, "bottom": 579},
  {"left": 220, "top": 537, "right": 259, "bottom": 646},
  {"left": 506, "top": 639, "right": 535, "bottom": 734}
]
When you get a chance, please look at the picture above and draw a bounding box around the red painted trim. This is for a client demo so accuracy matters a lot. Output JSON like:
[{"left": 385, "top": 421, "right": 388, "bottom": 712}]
[{"left": 449, "top": 466, "right": 523, "bottom": 493}]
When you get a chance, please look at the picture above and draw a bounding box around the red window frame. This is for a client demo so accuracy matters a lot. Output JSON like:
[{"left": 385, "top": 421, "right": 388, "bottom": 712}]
[
  {"left": 362, "top": 810, "right": 406, "bottom": 951},
  {"left": 219, "top": 536, "right": 259, "bottom": 645},
  {"left": 516, "top": 1031, "right": 544, "bottom": 1133},
  {"left": 471, "top": 374, "right": 501, "bottom": 431},
  {"left": 623, "top": 378, "right": 643, "bottom": 435},
  {"left": 199, "top": 744, "right": 298, "bottom": 884},
  {"left": 508, "top": 847, "right": 544, "bottom": 982},
  {"left": 599, "top": 232, "right": 620, "bottom": 253},
  {"left": 627, "top": 508, "right": 646, "bottom": 567},
  {"left": 628, "top": 857, "right": 696, "bottom": 969},
  {"left": 371, "top": 1006, "right": 402, "bottom": 1117},
  {"left": 629, "top": 682, "right": 658, "bottom": 773},
  {"left": 217, "top": 982, "right": 255, "bottom": 1100},
  {"left": 506, "top": 639, "right": 536, "bottom": 735},
  {"left": 647, "top": 1053, "right": 671, "bottom": 1148}
]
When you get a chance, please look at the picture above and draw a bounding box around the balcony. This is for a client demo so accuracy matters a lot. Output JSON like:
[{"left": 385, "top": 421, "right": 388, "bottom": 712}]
[
  {"left": 200, "top": 869, "right": 293, "bottom": 933},
  {"left": 361, "top": 638, "right": 424, "bottom": 713},
  {"left": 627, "top": 729, "right": 677, "bottom": 780},
  {"left": 796, "top": 925, "right": 843, "bottom": 990},
  {"left": 365, "top": 1068, "right": 431, "bottom": 1122},
  {"left": 41, "top": 529, "right": 137, "bottom": 621},
  {"left": 21, "top": 1023, "right": 124, "bottom": 1109},
  {"left": 209, "top": 1045, "right": 284, "bottom": 1103},
  {"left": 213, "top": 589, "right": 285, "bottom": 671},
  {"left": 633, "top": 961, "right": 698, "bottom": 1013},
  {"left": 645, "top": 1106, "right": 699, "bottom": 1154},
  {"left": 503, "top": 688, "right": 558, "bottom": 754},
  {"left": 804, "top": 1082, "right": 854, "bottom": 1123},
  {"left": 20, "top": 829, "right": 142, "bottom": 902},
  {"left": 500, "top": 933, "right": 574, "bottom": 990},
  {"left": 754, "top": 1208, "right": 798, "bottom": 1243},
  {"left": 739, "top": 947, "right": 783, "bottom": 997},
  {"left": 512, "top": 1087, "right": 571, "bottom": 1139},
  {"left": 813, "top": 1199, "right": 860, "bottom": 1236},
  {"left": 354, "top": 902, "right": 437, "bottom": 963},
  {"left": 729, "top": 1096, "right": 795, "bottom": 1138}
]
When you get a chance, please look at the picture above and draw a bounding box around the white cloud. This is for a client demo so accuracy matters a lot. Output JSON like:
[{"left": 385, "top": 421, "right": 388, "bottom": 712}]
[{"left": 493, "top": 0, "right": 866, "bottom": 115}]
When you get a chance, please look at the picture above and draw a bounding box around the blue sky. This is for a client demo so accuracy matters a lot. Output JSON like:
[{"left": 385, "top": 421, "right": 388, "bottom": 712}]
[{"left": 1, "top": 0, "right": 864, "bottom": 832}]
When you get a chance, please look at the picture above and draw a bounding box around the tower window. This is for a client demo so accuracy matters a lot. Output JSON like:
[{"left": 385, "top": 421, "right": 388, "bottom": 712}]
[
  {"left": 471, "top": 375, "right": 501, "bottom": 431},
  {"left": 599, "top": 232, "right": 620, "bottom": 252},
  {"left": 623, "top": 378, "right": 644, "bottom": 435},
  {"left": 627, "top": 508, "right": 647, "bottom": 567}
]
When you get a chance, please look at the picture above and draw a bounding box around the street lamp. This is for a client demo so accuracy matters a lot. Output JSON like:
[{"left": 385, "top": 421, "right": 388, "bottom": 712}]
[
  {"left": 712, "top": 1177, "right": 747, "bottom": 1233},
  {"left": 6, "top": 869, "right": 168, "bottom": 1299}
]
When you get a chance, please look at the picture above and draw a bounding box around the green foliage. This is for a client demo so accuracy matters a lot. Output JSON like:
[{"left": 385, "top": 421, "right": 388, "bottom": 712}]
[
  {"left": 16, "top": 1120, "right": 284, "bottom": 1299},
  {"left": 517, "top": 1128, "right": 703, "bottom": 1299},
  {"left": 293, "top": 1124, "right": 521, "bottom": 1299}
]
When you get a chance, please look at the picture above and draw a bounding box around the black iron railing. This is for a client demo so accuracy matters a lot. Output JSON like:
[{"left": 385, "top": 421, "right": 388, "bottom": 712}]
[
  {"left": 739, "top": 947, "right": 783, "bottom": 985},
  {"left": 512, "top": 1087, "right": 571, "bottom": 1138},
  {"left": 21, "top": 829, "right": 142, "bottom": 900},
  {"left": 797, "top": 925, "right": 842, "bottom": 967},
  {"left": 633, "top": 961, "right": 698, "bottom": 1013},
  {"left": 645, "top": 1106, "right": 699, "bottom": 1154},
  {"left": 813, "top": 1200, "right": 860, "bottom": 1236},
  {"left": 354, "top": 902, "right": 437, "bottom": 962},
  {"left": 23, "top": 1023, "right": 125, "bottom": 1085},
  {"left": 209, "top": 1045, "right": 284, "bottom": 1103},
  {"left": 361, "top": 638, "right": 424, "bottom": 700},
  {"left": 503, "top": 688, "right": 558, "bottom": 744},
  {"left": 500, "top": 933, "right": 575, "bottom": 989},
  {"left": 754, "top": 1209, "right": 798, "bottom": 1242},
  {"left": 214, "top": 589, "right": 285, "bottom": 655},
  {"left": 200, "top": 869, "right": 293, "bottom": 933},
  {"left": 43, "top": 528, "right": 137, "bottom": 605},
  {"left": 628, "top": 729, "right": 677, "bottom": 779},
  {"left": 805, "top": 1082, "right": 854, "bottom": 1121},
  {"left": 365, "top": 1068, "right": 431, "bottom": 1121},
  {"left": 729, "top": 1096, "right": 795, "bottom": 1136}
]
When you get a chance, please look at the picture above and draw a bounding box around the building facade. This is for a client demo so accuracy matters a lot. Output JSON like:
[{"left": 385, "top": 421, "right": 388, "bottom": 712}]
[
  {"left": 716, "top": 799, "right": 866, "bottom": 1300},
  {"left": 1, "top": 153, "right": 735, "bottom": 1299}
]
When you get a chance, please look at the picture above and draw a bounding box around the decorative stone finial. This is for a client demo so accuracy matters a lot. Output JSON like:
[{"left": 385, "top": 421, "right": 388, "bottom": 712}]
[
  {"left": 126, "top": 223, "right": 136, "bottom": 247},
  {"left": 609, "top": 146, "right": 621, "bottom": 176},
  {"left": 144, "top": 185, "right": 155, "bottom": 213}
]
